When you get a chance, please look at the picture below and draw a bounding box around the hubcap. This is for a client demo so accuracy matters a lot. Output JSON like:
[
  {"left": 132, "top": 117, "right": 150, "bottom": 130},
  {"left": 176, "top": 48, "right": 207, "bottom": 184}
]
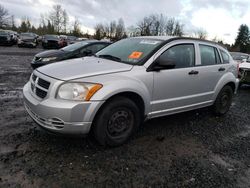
[
  {"left": 107, "top": 109, "right": 133, "bottom": 137},
  {"left": 221, "top": 93, "right": 229, "bottom": 107}
]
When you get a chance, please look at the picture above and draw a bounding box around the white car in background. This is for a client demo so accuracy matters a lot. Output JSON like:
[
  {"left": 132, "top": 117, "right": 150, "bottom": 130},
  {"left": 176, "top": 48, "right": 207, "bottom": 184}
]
[
  {"left": 239, "top": 61, "right": 250, "bottom": 87},
  {"left": 230, "top": 52, "right": 250, "bottom": 64},
  {"left": 230, "top": 52, "right": 250, "bottom": 86}
]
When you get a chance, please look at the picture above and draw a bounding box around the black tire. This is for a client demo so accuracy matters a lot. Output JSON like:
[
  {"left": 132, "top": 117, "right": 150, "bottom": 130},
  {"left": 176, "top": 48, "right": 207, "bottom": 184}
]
[
  {"left": 213, "top": 85, "right": 233, "bottom": 116},
  {"left": 93, "top": 96, "right": 141, "bottom": 147}
]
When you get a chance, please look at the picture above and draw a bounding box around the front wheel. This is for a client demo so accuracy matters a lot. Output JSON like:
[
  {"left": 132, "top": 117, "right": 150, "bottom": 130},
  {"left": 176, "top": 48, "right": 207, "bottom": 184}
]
[
  {"left": 213, "top": 85, "right": 233, "bottom": 116},
  {"left": 93, "top": 96, "right": 141, "bottom": 147}
]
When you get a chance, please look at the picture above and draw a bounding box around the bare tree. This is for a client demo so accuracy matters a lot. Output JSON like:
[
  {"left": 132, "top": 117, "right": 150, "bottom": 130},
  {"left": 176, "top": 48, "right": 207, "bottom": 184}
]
[
  {"left": 136, "top": 16, "right": 153, "bottom": 36},
  {"left": 72, "top": 18, "right": 82, "bottom": 36},
  {"left": 115, "top": 18, "right": 125, "bottom": 40},
  {"left": 49, "top": 4, "right": 65, "bottom": 33},
  {"left": 94, "top": 23, "right": 105, "bottom": 40},
  {"left": 10, "top": 15, "right": 16, "bottom": 30},
  {"left": 62, "top": 10, "right": 69, "bottom": 33},
  {"left": 109, "top": 21, "right": 116, "bottom": 39},
  {"left": 194, "top": 28, "right": 208, "bottom": 39},
  {"left": 136, "top": 14, "right": 184, "bottom": 36},
  {"left": 0, "top": 4, "right": 9, "bottom": 28}
]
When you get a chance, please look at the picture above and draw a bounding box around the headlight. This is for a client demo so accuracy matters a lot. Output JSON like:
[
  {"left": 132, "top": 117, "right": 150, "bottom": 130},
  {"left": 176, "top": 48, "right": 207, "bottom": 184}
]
[
  {"left": 41, "top": 57, "right": 57, "bottom": 62},
  {"left": 57, "top": 82, "right": 102, "bottom": 101}
]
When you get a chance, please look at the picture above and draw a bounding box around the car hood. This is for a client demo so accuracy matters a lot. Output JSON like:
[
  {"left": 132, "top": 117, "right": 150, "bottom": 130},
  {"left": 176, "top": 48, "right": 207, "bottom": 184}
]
[
  {"left": 239, "top": 62, "right": 250, "bottom": 69},
  {"left": 36, "top": 49, "right": 66, "bottom": 58},
  {"left": 36, "top": 56, "right": 133, "bottom": 80}
]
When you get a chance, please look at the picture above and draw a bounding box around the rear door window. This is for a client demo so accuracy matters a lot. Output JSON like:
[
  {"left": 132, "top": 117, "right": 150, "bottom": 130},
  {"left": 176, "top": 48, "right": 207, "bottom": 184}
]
[{"left": 199, "top": 45, "right": 221, "bottom": 66}]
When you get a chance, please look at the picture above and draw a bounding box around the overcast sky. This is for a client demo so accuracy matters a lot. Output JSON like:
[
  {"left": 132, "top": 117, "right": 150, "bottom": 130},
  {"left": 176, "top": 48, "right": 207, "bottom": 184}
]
[{"left": 2, "top": 0, "right": 250, "bottom": 44}]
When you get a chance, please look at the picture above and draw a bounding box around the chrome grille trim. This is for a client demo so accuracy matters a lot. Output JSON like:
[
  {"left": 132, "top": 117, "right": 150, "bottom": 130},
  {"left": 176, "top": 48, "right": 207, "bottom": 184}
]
[{"left": 30, "top": 73, "right": 51, "bottom": 99}]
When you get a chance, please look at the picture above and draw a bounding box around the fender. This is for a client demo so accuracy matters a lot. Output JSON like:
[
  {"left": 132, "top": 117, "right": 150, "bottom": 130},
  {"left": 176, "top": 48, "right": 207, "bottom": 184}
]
[
  {"left": 212, "top": 72, "right": 237, "bottom": 101},
  {"left": 91, "top": 77, "right": 151, "bottom": 115}
]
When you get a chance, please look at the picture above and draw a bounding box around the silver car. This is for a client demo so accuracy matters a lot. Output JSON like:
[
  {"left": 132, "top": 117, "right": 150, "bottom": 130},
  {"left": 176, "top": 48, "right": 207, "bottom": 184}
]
[{"left": 23, "top": 36, "right": 239, "bottom": 146}]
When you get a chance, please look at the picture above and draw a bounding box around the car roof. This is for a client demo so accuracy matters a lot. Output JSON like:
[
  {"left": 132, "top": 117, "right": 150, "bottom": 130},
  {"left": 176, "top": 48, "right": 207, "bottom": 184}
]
[
  {"left": 133, "top": 36, "right": 176, "bottom": 41},
  {"left": 132, "top": 36, "right": 223, "bottom": 47},
  {"left": 86, "top": 40, "right": 111, "bottom": 44}
]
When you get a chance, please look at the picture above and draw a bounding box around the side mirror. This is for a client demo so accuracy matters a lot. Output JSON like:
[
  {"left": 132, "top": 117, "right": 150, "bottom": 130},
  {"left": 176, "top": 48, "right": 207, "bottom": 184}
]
[{"left": 153, "top": 55, "right": 176, "bottom": 71}]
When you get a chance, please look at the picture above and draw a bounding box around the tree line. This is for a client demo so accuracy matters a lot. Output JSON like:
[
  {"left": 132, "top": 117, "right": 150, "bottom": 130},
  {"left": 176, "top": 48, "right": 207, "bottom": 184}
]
[
  {"left": 0, "top": 4, "right": 85, "bottom": 37},
  {"left": 0, "top": 3, "right": 249, "bottom": 52}
]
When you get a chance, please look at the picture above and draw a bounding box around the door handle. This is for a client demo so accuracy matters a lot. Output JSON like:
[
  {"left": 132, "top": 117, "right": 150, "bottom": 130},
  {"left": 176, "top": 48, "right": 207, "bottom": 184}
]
[
  {"left": 218, "top": 67, "right": 225, "bottom": 71},
  {"left": 188, "top": 70, "right": 199, "bottom": 75}
]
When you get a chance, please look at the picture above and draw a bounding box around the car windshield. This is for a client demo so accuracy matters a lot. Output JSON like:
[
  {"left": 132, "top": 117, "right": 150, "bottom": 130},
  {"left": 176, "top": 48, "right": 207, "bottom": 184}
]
[
  {"left": 44, "top": 35, "right": 59, "bottom": 40},
  {"left": 0, "top": 31, "right": 8, "bottom": 36},
  {"left": 20, "top": 33, "right": 34, "bottom": 37},
  {"left": 61, "top": 41, "right": 89, "bottom": 52},
  {"left": 230, "top": 53, "right": 249, "bottom": 61},
  {"left": 67, "top": 36, "right": 77, "bottom": 40},
  {"left": 96, "top": 38, "right": 164, "bottom": 65}
]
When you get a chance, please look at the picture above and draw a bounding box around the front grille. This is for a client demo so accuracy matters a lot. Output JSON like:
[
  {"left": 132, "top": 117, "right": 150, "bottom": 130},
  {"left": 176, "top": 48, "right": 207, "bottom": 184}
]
[
  {"left": 36, "top": 87, "right": 47, "bottom": 99},
  {"left": 48, "top": 40, "right": 58, "bottom": 44},
  {"left": 0, "top": 36, "right": 7, "bottom": 41},
  {"left": 30, "top": 73, "right": 51, "bottom": 99},
  {"left": 38, "top": 78, "right": 50, "bottom": 89}
]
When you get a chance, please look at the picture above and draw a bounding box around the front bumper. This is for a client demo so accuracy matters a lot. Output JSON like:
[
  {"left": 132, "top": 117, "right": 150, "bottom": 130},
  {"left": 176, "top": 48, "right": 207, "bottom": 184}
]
[
  {"left": 18, "top": 41, "right": 36, "bottom": 47},
  {"left": 23, "top": 82, "right": 104, "bottom": 135}
]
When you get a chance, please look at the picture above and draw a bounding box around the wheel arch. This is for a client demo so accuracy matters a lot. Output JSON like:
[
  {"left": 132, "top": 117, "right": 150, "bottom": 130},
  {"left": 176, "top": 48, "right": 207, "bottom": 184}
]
[{"left": 93, "top": 91, "right": 146, "bottom": 123}]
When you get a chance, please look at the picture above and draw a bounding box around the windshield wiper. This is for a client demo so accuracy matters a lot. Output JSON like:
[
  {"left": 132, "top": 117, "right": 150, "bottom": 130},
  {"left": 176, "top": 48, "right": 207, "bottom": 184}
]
[{"left": 98, "top": 54, "right": 121, "bottom": 62}]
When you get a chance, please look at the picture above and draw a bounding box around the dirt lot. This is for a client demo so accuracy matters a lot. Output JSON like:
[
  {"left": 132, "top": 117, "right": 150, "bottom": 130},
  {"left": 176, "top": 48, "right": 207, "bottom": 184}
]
[{"left": 0, "top": 46, "right": 250, "bottom": 188}]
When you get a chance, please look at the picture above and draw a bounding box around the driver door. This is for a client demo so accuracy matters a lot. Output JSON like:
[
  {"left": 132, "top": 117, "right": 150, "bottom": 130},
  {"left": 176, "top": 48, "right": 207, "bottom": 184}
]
[{"left": 151, "top": 43, "right": 206, "bottom": 116}]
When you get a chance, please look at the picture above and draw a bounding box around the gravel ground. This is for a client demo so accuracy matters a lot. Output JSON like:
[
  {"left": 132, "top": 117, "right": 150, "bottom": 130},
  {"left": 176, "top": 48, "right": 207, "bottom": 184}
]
[{"left": 0, "top": 46, "right": 250, "bottom": 188}]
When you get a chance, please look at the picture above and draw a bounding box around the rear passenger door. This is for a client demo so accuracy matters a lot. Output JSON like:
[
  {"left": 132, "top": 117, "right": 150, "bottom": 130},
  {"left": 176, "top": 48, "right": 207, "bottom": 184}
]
[{"left": 194, "top": 43, "right": 227, "bottom": 100}]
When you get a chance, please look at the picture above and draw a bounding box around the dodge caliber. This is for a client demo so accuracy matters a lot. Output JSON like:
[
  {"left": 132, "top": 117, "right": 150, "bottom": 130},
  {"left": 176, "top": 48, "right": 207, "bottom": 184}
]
[{"left": 23, "top": 36, "right": 239, "bottom": 146}]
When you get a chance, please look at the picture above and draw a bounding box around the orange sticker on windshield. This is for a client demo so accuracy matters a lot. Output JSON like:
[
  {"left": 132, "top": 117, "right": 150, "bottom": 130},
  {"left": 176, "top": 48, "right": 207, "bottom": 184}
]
[{"left": 128, "top": 51, "right": 143, "bottom": 59}]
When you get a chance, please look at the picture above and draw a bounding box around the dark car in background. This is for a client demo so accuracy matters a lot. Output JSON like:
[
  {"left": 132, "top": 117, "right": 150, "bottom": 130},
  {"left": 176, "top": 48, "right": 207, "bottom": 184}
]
[
  {"left": 31, "top": 40, "right": 111, "bottom": 69},
  {"left": 67, "top": 35, "right": 78, "bottom": 44},
  {"left": 42, "top": 35, "right": 60, "bottom": 49},
  {"left": 18, "top": 32, "right": 38, "bottom": 48},
  {"left": 0, "top": 30, "right": 14, "bottom": 46}
]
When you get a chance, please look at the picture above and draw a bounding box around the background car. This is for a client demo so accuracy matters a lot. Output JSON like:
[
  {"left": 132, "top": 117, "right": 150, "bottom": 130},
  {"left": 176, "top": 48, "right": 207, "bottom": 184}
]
[
  {"left": 42, "top": 35, "right": 60, "bottom": 49},
  {"left": 0, "top": 30, "right": 15, "bottom": 46},
  {"left": 66, "top": 35, "right": 78, "bottom": 44},
  {"left": 59, "top": 35, "right": 68, "bottom": 48},
  {"left": 75, "top": 37, "right": 88, "bottom": 42},
  {"left": 18, "top": 32, "right": 38, "bottom": 48},
  {"left": 31, "top": 40, "right": 111, "bottom": 69},
  {"left": 239, "top": 61, "right": 250, "bottom": 86},
  {"left": 230, "top": 52, "right": 250, "bottom": 64}
]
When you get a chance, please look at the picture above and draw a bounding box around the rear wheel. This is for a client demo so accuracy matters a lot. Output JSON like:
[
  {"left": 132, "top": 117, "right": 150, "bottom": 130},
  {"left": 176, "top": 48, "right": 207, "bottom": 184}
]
[
  {"left": 93, "top": 96, "right": 141, "bottom": 147},
  {"left": 213, "top": 85, "right": 233, "bottom": 115}
]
